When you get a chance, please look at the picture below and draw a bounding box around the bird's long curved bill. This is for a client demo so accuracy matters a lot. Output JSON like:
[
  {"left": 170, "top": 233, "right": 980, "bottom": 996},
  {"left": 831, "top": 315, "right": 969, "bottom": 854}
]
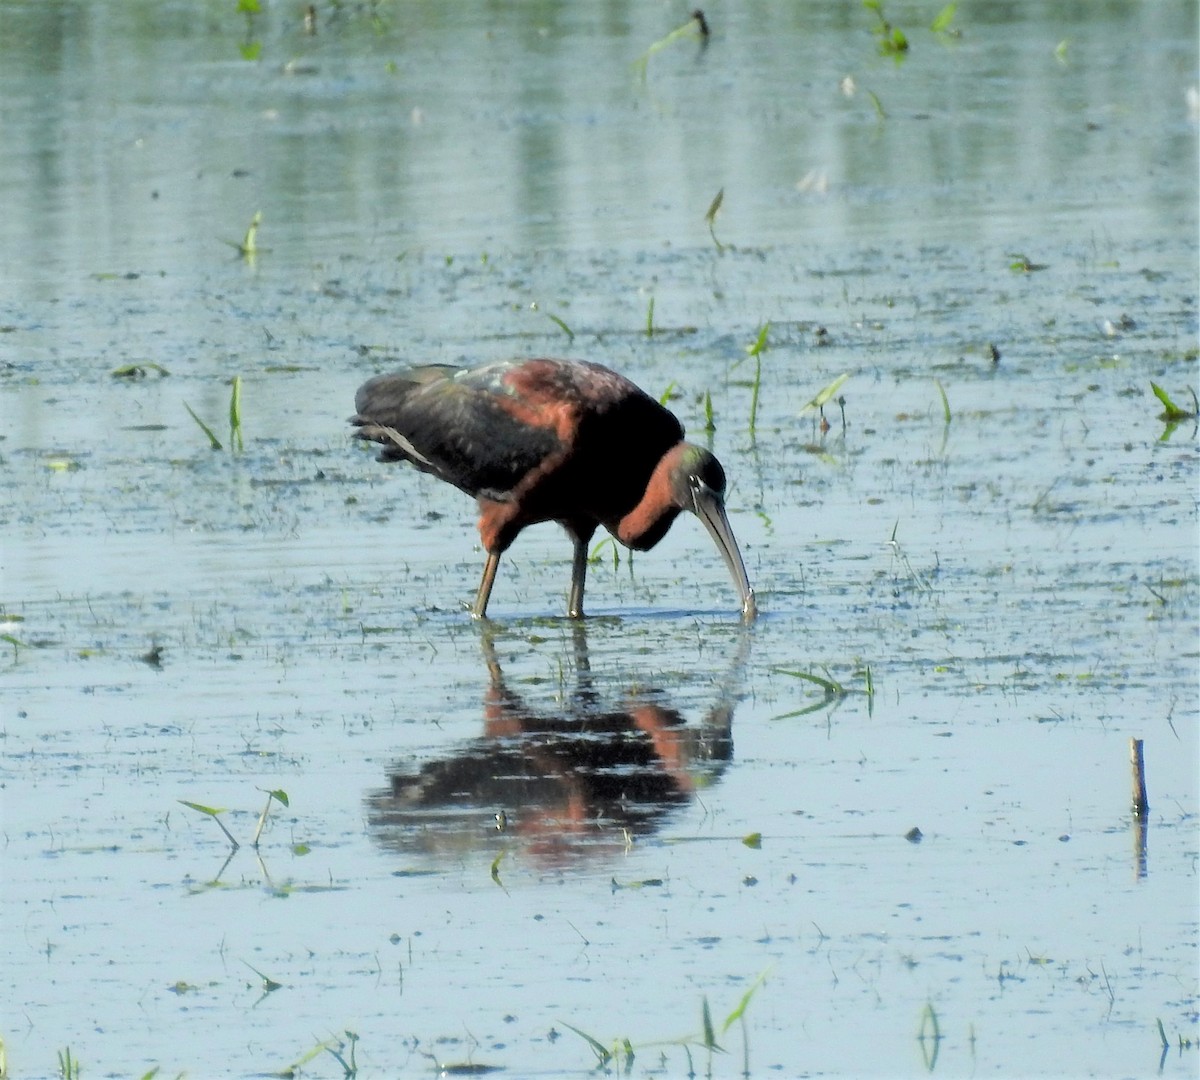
[{"left": 692, "top": 488, "right": 758, "bottom": 620}]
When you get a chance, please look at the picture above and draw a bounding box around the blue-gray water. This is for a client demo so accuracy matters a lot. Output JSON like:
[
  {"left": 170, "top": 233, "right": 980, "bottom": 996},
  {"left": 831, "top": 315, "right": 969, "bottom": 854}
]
[{"left": 2, "top": 2, "right": 1197, "bottom": 1077}]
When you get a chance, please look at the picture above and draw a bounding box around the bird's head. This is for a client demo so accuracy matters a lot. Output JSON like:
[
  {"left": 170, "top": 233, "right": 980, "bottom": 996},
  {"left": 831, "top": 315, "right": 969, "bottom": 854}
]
[{"left": 667, "top": 444, "right": 757, "bottom": 620}]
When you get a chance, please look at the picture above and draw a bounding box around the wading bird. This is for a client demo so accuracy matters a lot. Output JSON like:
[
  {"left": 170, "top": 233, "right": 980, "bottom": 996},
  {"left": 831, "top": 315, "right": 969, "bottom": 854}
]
[{"left": 351, "top": 357, "right": 757, "bottom": 620}]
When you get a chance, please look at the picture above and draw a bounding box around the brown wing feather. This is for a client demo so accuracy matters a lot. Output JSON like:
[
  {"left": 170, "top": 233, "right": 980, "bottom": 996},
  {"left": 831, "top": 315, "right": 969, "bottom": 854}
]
[{"left": 351, "top": 362, "right": 565, "bottom": 501}]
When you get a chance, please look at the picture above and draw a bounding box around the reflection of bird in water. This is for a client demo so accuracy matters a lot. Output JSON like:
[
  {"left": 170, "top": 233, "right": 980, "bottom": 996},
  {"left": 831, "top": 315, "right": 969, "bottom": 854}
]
[
  {"left": 365, "top": 624, "right": 751, "bottom": 866},
  {"left": 350, "top": 358, "right": 756, "bottom": 620}
]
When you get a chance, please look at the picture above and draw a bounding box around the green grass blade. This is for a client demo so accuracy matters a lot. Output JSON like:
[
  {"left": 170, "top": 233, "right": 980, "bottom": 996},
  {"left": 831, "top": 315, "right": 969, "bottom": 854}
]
[
  {"left": 721, "top": 969, "right": 770, "bottom": 1033},
  {"left": 179, "top": 799, "right": 226, "bottom": 817},
  {"left": 545, "top": 312, "right": 575, "bottom": 342},
  {"left": 934, "top": 378, "right": 951, "bottom": 422},
  {"left": 930, "top": 2, "right": 956, "bottom": 32},
  {"left": 801, "top": 372, "right": 849, "bottom": 413},
  {"left": 559, "top": 1021, "right": 613, "bottom": 1065},
  {"left": 229, "top": 375, "right": 244, "bottom": 452},
  {"left": 772, "top": 668, "right": 843, "bottom": 695},
  {"left": 184, "top": 402, "right": 222, "bottom": 450}
]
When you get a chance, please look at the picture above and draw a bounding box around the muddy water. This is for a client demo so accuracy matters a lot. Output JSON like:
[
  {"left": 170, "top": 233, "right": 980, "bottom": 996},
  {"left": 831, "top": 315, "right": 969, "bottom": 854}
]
[{"left": 2, "top": 2, "right": 1198, "bottom": 1078}]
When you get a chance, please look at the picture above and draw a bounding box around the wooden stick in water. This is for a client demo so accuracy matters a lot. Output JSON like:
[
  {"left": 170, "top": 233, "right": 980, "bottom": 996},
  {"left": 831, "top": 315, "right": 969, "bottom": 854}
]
[{"left": 1129, "top": 737, "right": 1149, "bottom": 817}]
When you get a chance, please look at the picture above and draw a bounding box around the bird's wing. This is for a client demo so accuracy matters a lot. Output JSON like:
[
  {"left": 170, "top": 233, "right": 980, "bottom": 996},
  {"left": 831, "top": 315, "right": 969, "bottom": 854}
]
[{"left": 351, "top": 363, "right": 567, "bottom": 501}]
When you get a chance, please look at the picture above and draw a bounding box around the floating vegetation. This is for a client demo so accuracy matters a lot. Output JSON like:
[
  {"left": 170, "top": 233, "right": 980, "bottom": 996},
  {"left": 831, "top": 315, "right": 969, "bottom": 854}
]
[
  {"left": 1007, "top": 252, "right": 1048, "bottom": 272},
  {"left": 112, "top": 362, "right": 170, "bottom": 379}
]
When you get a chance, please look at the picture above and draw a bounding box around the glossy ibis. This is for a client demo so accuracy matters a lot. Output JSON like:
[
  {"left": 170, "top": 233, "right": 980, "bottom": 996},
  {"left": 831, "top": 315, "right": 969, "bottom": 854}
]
[{"left": 351, "top": 357, "right": 757, "bottom": 620}]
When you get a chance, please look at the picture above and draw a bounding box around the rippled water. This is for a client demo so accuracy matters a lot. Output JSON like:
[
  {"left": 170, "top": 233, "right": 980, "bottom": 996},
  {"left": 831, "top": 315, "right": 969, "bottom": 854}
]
[{"left": 2, "top": 2, "right": 1197, "bottom": 1077}]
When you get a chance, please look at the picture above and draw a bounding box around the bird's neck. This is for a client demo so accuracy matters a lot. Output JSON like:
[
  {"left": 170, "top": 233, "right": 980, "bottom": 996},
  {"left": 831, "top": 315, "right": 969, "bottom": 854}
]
[{"left": 615, "top": 448, "right": 684, "bottom": 550}]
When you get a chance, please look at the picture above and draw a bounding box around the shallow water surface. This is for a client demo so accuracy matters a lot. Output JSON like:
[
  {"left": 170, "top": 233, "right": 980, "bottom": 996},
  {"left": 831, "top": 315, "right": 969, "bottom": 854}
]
[{"left": 2, "top": 2, "right": 1198, "bottom": 1078}]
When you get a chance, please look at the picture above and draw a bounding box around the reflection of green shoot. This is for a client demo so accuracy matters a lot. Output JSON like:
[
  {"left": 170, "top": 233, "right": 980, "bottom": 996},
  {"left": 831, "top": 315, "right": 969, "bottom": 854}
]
[
  {"left": 180, "top": 799, "right": 240, "bottom": 850},
  {"left": 705, "top": 188, "right": 726, "bottom": 252},
  {"left": 251, "top": 788, "right": 289, "bottom": 849},
  {"left": 916, "top": 1003, "right": 942, "bottom": 1071},
  {"left": 632, "top": 10, "right": 708, "bottom": 80}
]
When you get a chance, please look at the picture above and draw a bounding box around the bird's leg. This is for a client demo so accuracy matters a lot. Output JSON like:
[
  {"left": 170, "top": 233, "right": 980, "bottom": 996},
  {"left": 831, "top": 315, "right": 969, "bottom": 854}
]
[
  {"left": 472, "top": 552, "right": 501, "bottom": 619},
  {"left": 567, "top": 531, "right": 591, "bottom": 619}
]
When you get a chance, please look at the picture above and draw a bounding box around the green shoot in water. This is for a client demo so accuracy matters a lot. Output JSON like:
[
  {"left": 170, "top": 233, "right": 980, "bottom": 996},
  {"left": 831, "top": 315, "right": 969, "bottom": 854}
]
[
  {"left": 1150, "top": 382, "right": 1197, "bottom": 421},
  {"left": 251, "top": 788, "right": 288, "bottom": 848},
  {"left": 864, "top": 0, "right": 908, "bottom": 56},
  {"left": 646, "top": 296, "right": 655, "bottom": 337},
  {"left": 223, "top": 210, "right": 262, "bottom": 255},
  {"left": 229, "top": 374, "right": 244, "bottom": 451},
  {"left": 179, "top": 799, "right": 239, "bottom": 849},
  {"left": 57, "top": 1047, "right": 80, "bottom": 1080},
  {"left": 184, "top": 403, "right": 222, "bottom": 450},
  {"left": 931, "top": 2, "right": 958, "bottom": 34},
  {"left": 745, "top": 322, "right": 769, "bottom": 434},
  {"left": 703, "top": 390, "right": 715, "bottom": 433},
  {"left": 545, "top": 311, "right": 575, "bottom": 342},
  {"left": 632, "top": 9, "right": 709, "bottom": 80},
  {"left": 705, "top": 188, "right": 726, "bottom": 252},
  {"left": 934, "top": 377, "right": 951, "bottom": 423}
]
